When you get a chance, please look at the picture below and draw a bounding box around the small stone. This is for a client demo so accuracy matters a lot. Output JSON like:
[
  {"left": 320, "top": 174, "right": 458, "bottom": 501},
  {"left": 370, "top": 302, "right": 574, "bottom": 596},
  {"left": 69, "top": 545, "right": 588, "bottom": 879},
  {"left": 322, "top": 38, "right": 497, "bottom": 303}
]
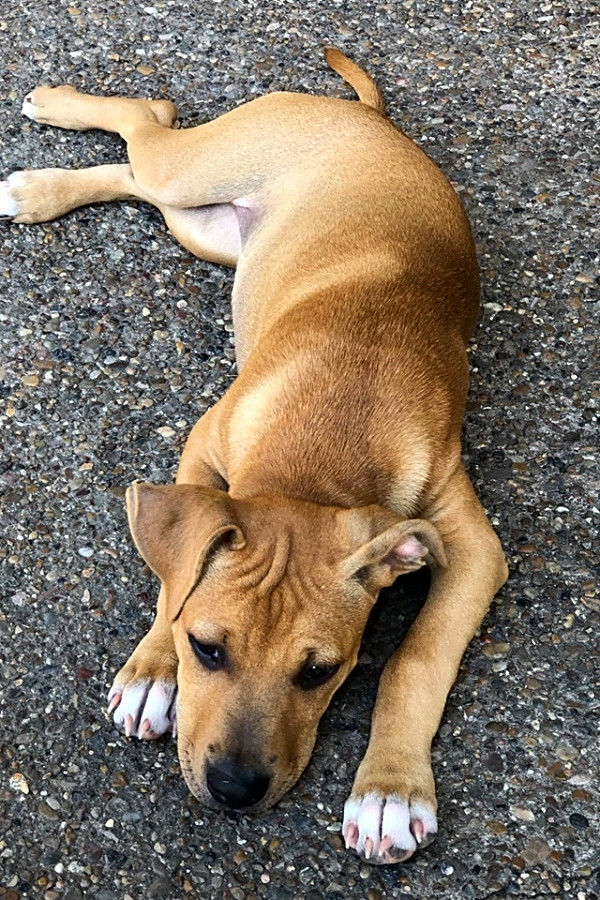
[
  {"left": 78, "top": 547, "right": 94, "bottom": 558},
  {"left": 156, "top": 426, "right": 175, "bottom": 437},
  {"left": 575, "top": 273, "right": 595, "bottom": 285},
  {"left": 486, "top": 820, "right": 507, "bottom": 834},
  {"left": 510, "top": 805, "right": 535, "bottom": 822},
  {"left": 485, "top": 751, "right": 504, "bottom": 773},
  {"left": 482, "top": 641, "right": 511, "bottom": 658},
  {"left": 521, "top": 837, "right": 551, "bottom": 867},
  {"left": 148, "top": 877, "right": 172, "bottom": 897},
  {"left": 22, "top": 374, "right": 40, "bottom": 386},
  {"left": 329, "top": 833, "right": 344, "bottom": 851},
  {"left": 9, "top": 772, "right": 29, "bottom": 794},
  {"left": 136, "top": 65, "right": 155, "bottom": 75},
  {"left": 568, "top": 813, "right": 589, "bottom": 829},
  {"left": 38, "top": 801, "right": 59, "bottom": 820},
  {"left": 556, "top": 742, "right": 578, "bottom": 762}
]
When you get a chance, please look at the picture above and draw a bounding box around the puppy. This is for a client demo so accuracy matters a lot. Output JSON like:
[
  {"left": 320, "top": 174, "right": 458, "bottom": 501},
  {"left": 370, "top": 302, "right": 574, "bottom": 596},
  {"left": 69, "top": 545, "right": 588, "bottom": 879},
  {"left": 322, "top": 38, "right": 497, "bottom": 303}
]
[{"left": 1, "top": 48, "right": 507, "bottom": 864}]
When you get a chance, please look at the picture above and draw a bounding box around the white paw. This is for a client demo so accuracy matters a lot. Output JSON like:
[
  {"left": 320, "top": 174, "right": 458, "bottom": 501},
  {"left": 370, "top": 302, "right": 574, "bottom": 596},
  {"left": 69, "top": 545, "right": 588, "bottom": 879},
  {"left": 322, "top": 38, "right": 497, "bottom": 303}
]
[
  {"left": 342, "top": 792, "right": 437, "bottom": 865},
  {"left": 0, "top": 175, "right": 21, "bottom": 218},
  {"left": 22, "top": 91, "right": 39, "bottom": 121},
  {"left": 108, "top": 678, "right": 177, "bottom": 739}
]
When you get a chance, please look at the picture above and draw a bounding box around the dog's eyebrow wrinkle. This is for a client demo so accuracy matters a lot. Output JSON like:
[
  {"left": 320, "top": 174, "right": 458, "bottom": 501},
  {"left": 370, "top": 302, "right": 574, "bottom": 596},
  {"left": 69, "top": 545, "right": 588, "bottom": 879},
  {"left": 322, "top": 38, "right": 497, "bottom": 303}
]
[{"left": 233, "top": 530, "right": 293, "bottom": 597}]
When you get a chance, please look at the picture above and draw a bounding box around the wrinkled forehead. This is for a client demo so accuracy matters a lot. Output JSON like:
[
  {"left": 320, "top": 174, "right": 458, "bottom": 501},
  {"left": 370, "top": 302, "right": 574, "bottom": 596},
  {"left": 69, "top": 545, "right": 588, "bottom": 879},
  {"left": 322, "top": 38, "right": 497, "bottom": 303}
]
[{"left": 177, "top": 546, "right": 365, "bottom": 661}]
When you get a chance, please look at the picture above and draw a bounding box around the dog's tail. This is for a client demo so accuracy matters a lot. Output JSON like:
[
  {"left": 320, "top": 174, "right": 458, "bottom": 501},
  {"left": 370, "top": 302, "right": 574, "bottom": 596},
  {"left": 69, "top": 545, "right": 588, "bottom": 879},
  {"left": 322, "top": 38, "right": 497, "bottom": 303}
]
[{"left": 324, "top": 47, "right": 386, "bottom": 115}]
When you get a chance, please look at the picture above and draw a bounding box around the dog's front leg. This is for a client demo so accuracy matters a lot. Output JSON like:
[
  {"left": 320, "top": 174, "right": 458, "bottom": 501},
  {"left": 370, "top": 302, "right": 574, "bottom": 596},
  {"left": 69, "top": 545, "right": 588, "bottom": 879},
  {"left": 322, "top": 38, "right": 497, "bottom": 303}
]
[
  {"left": 343, "top": 468, "right": 508, "bottom": 864},
  {"left": 108, "top": 587, "right": 179, "bottom": 739}
]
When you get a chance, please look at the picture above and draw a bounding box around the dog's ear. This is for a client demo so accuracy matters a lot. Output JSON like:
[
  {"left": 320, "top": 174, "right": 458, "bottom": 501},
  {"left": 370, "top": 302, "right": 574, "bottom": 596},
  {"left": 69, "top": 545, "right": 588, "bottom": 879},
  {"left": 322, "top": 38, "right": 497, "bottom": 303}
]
[
  {"left": 126, "top": 483, "right": 245, "bottom": 621},
  {"left": 341, "top": 508, "right": 446, "bottom": 596}
]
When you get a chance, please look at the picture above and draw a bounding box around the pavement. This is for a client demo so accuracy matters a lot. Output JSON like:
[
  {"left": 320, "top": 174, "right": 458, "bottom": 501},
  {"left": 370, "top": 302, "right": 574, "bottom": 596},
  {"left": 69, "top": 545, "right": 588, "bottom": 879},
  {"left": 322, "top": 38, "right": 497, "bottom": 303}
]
[{"left": 0, "top": 2, "right": 598, "bottom": 898}]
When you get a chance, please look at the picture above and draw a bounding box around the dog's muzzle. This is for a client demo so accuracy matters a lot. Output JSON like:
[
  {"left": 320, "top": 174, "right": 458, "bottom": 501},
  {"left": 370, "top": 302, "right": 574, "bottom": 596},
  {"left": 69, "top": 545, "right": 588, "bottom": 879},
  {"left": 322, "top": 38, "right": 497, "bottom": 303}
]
[{"left": 206, "top": 759, "right": 271, "bottom": 809}]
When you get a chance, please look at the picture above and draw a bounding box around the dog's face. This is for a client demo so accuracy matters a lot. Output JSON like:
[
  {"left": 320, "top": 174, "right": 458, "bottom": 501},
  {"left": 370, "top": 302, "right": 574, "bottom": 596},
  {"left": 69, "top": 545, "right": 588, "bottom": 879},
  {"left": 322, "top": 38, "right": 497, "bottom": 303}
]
[{"left": 127, "top": 484, "right": 445, "bottom": 810}]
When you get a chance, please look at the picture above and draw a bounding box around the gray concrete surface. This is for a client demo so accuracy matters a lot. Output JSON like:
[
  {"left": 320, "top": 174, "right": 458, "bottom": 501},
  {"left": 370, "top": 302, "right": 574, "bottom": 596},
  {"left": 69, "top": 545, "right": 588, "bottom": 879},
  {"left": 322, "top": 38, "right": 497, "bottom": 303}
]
[{"left": 1, "top": 2, "right": 598, "bottom": 898}]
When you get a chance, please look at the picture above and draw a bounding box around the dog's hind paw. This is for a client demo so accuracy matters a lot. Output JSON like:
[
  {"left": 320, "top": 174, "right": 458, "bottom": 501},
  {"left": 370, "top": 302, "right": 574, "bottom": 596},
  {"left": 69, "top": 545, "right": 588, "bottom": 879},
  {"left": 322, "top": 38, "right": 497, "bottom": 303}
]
[
  {"left": 108, "top": 678, "right": 177, "bottom": 740},
  {"left": 342, "top": 792, "right": 437, "bottom": 865},
  {"left": 22, "top": 85, "right": 80, "bottom": 127}
]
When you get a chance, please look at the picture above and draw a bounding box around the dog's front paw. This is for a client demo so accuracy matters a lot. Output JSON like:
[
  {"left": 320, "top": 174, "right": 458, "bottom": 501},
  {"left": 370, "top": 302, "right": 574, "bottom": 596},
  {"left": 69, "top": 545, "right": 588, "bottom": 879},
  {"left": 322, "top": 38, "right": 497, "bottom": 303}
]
[
  {"left": 342, "top": 756, "right": 437, "bottom": 865},
  {"left": 343, "top": 792, "right": 437, "bottom": 864},
  {"left": 108, "top": 647, "right": 178, "bottom": 740}
]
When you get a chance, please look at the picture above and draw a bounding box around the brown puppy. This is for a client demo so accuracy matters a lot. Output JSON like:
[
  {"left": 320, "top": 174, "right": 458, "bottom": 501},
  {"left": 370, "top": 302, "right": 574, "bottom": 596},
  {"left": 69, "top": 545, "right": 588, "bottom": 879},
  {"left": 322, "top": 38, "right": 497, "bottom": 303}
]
[{"left": 1, "top": 49, "right": 507, "bottom": 865}]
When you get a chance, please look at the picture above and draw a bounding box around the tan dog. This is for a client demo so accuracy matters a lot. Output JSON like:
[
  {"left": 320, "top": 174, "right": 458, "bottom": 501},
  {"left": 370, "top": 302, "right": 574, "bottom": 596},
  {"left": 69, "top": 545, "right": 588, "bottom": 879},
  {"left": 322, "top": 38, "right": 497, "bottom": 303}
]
[{"left": 1, "top": 49, "right": 507, "bottom": 865}]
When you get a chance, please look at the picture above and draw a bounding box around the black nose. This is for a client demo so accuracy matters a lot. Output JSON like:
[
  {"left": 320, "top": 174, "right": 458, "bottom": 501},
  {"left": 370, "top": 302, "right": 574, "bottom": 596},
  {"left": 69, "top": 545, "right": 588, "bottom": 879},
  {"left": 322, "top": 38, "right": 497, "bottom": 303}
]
[{"left": 206, "top": 760, "right": 270, "bottom": 809}]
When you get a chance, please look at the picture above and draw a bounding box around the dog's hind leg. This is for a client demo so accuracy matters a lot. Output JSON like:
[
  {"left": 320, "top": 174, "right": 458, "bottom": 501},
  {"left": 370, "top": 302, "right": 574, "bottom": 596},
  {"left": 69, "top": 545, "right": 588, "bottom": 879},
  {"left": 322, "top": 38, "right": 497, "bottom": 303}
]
[
  {"left": 0, "top": 164, "right": 153, "bottom": 224},
  {"left": 0, "top": 164, "right": 242, "bottom": 266}
]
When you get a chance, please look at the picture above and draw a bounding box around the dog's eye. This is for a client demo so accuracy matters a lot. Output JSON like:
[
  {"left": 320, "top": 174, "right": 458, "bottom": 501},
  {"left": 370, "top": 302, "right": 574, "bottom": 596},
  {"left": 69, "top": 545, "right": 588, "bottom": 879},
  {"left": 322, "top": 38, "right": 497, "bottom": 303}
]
[
  {"left": 295, "top": 661, "right": 340, "bottom": 690},
  {"left": 188, "top": 635, "right": 228, "bottom": 672}
]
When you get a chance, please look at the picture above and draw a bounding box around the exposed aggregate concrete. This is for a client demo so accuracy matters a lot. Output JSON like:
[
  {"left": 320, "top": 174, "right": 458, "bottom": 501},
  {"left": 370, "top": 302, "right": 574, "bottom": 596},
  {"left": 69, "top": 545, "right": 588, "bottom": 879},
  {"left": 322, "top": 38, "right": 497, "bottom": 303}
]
[{"left": 0, "top": 2, "right": 598, "bottom": 898}]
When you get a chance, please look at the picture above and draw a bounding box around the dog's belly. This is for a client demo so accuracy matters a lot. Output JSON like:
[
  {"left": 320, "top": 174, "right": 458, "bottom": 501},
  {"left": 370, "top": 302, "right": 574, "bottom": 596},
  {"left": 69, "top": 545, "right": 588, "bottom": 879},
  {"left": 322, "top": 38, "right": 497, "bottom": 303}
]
[{"left": 162, "top": 199, "right": 261, "bottom": 268}]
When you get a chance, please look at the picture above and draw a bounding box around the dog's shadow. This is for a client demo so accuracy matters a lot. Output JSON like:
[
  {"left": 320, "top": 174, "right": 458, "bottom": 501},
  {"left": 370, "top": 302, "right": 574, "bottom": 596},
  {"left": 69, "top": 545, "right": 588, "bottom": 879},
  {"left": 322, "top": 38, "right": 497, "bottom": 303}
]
[{"left": 317, "top": 568, "right": 431, "bottom": 750}]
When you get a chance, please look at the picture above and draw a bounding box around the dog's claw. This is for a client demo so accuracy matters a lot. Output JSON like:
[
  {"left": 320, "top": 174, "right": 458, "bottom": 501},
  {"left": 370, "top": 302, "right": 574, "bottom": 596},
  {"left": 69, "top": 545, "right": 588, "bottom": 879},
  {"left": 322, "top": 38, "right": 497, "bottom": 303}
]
[
  {"left": 107, "top": 690, "right": 122, "bottom": 713},
  {"left": 124, "top": 713, "right": 135, "bottom": 738},
  {"left": 139, "top": 717, "right": 154, "bottom": 739},
  {"left": 344, "top": 822, "right": 358, "bottom": 850}
]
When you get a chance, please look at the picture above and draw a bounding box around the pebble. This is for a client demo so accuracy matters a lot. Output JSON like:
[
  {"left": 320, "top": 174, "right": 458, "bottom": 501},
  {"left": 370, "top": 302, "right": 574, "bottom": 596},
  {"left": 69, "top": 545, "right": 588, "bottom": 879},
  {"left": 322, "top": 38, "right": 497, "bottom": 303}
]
[
  {"left": 521, "top": 837, "right": 552, "bottom": 867},
  {"left": 38, "top": 801, "right": 59, "bottom": 821},
  {"left": 568, "top": 813, "right": 589, "bottom": 830},
  {"left": 510, "top": 805, "right": 535, "bottom": 822},
  {"left": 482, "top": 641, "right": 511, "bottom": 659},
  {"left": 556, "top": 742, "right": 579, "bottom": 762},
  {"left": 9, "top": 773, "right": 29, "bottom": 794}
]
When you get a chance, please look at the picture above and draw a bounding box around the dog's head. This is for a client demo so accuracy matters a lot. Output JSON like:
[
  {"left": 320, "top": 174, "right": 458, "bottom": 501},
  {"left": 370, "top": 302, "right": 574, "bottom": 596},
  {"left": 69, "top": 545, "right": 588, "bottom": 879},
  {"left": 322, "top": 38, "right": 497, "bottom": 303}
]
[{"left": 126, "top": 483, "right": 445, "bottom": 811}]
